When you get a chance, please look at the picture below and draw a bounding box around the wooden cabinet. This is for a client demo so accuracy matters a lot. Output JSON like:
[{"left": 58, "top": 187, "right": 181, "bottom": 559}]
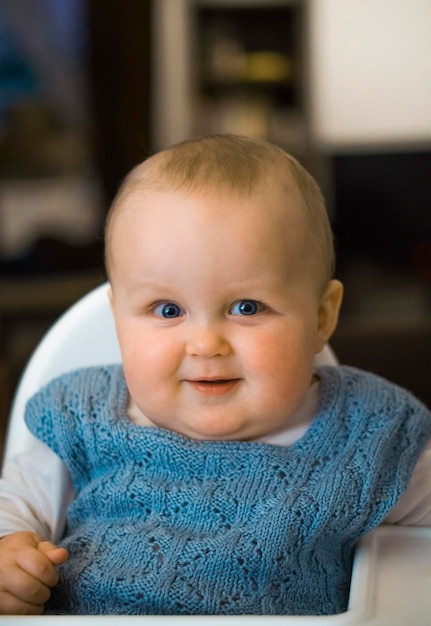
[
  {"left": 152, "top": 0, "right": 310, "bottom": 161},
  {"left": 194, "top": 1, "right": 305, "bottom": 152}
]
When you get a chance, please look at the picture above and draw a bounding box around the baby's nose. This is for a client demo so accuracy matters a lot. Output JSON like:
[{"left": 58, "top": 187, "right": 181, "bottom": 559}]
[{"left": 185, "top": 324, "right": 231, "bottom": 358}]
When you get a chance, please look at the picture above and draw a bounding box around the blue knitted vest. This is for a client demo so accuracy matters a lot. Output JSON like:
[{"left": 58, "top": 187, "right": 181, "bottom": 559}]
[{"left": 25, "top": 365, "right": 431, "bottom": 615}]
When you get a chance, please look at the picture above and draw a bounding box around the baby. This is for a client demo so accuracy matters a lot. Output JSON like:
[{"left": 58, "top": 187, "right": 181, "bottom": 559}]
[{"left": 1, "top": 134, "right": 431, "bottom": 616}]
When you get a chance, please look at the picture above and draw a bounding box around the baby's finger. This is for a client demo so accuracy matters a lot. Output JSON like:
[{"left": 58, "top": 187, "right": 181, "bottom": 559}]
[
  {"left": 16, "top": 546, "right": 60, "bottom": 588},
  {"left": 1, "top": 565, "right": 51, "bottom": 607},
  {"left": 37, "top": 541, "right": 68, "bottom": 566},
  {"left": 0, "top": 590, "right": 44, "bottom": 615}
]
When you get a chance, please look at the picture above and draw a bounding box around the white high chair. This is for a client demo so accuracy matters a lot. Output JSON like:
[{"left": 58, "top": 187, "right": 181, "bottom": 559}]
[{"left": 3, "top": 283, "right": 431, "bottom": 625}]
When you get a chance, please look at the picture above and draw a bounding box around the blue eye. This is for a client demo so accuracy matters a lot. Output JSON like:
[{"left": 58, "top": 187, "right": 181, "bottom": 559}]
[
  {"left": 154, "top": 302, "right": 183, "bottom": 318},
  {"left": 230, "top": 300, "right": 264, "bottom": 316}
]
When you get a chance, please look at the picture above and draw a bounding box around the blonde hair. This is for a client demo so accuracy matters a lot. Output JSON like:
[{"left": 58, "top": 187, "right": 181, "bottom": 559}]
[{"left": 105, "top": 134, "right": 335, "bottom": 289}]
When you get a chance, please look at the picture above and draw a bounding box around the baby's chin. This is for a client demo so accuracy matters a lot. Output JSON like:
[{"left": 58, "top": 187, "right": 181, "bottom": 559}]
[
  {"left": 127, "top": 397, "right": 297, "bottom": 442},
  {"left": 156, "top": 415, "right": 282, "bottom": 442}
]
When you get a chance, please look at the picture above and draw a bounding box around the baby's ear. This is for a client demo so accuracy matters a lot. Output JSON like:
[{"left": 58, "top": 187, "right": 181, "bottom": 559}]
[
  {"left": 107, "top": 286, "right": 114, "bottom": 311},
  {"left": 316, "top": 280, "right": 343, "bottom": 353}
]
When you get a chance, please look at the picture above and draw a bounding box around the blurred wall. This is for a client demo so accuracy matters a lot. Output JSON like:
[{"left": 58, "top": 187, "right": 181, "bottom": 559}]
[{"left": 309, "top": 0, "right": 431, "bottom": 149}]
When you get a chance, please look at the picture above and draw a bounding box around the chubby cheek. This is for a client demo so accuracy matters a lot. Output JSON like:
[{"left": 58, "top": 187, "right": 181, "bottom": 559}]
[
  {"left": 119, "top": 328, "right": 182, "bottom": 398},
  {"left": 243, "top": 327, "right": 315, "bottom": 400}
]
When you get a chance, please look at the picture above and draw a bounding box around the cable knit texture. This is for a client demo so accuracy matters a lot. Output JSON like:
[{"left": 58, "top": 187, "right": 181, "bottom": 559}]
[{"left": 25, "top": 364, "right": 431, "bottom": 616}]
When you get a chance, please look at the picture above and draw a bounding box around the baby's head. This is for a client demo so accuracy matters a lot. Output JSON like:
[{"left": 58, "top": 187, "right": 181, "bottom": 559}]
[
  {"left": 106, "top": 134, "right": 343, "bottom": 442},
  {"left": 106, "top": 134, "right": 334, "bottom": 293}
]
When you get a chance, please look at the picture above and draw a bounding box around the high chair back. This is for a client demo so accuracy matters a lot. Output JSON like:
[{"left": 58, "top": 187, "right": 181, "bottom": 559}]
[
  {"left": 3, "top": 283, "right": 430, "bottom": 625},
  {"left": 4, "top": 283, "right": 121, "bottom": 462}
]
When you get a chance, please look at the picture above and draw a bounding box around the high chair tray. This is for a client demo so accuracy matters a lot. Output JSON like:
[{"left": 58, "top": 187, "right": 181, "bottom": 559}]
[{"left": 6, "top": 525, "right": 431, "bottom": 625}]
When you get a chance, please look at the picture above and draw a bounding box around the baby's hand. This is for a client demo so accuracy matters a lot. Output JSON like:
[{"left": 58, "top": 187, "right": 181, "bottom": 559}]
[{"left": 0, "top": 530, "right": 68, "bottom": 615}]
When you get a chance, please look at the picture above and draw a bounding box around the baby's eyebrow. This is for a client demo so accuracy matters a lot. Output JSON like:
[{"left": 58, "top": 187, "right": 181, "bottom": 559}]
[{"left": 128, "top": 280, "right": 175, "bottom": 293}]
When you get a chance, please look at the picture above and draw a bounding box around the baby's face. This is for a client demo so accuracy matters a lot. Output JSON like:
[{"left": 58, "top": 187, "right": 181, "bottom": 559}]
[{"left": 109, "top": 184, "right": 340, "bottom": 441}]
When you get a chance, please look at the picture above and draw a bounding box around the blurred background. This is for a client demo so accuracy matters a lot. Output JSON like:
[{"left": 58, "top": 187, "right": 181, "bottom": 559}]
[{"left": 1, "top": 0, "right": 431, "bottom": 458}]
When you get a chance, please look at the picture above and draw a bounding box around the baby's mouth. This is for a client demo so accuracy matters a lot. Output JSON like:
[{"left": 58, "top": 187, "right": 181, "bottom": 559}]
[{"left": 186, "top": 378, "right": 241, "bottom": 396}]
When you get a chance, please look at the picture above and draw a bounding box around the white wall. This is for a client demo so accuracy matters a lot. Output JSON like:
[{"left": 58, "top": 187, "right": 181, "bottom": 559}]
[{"left": 308, "top": 0, "right": 431, "bottom": 149}]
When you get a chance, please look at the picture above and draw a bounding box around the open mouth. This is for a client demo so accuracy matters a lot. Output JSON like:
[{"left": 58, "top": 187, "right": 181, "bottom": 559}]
[{"left": 186, "top": 379, "right": 241, "bottom": 396}]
